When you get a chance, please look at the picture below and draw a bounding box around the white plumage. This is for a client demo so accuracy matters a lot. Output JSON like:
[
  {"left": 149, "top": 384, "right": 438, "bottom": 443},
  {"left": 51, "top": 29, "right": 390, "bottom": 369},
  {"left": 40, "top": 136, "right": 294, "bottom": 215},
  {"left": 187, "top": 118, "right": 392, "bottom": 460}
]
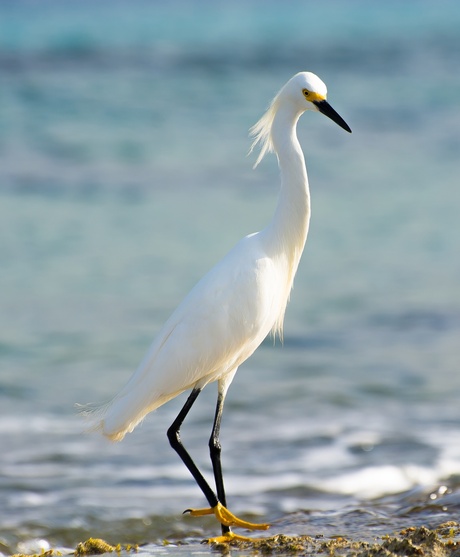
[
  {"left": 100, "top": 234, "right": 291, "bottom": 440},
  {"left": 84, "top": 71, "right": 350, "bottom": 540}
]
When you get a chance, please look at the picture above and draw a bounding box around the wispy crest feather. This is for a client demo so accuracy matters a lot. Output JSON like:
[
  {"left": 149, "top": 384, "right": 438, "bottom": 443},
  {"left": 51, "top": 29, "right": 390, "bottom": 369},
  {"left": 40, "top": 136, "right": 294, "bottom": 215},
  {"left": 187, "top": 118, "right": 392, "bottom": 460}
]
[{"left": 248, "top": 94, "right": 280, "bottom": 168}]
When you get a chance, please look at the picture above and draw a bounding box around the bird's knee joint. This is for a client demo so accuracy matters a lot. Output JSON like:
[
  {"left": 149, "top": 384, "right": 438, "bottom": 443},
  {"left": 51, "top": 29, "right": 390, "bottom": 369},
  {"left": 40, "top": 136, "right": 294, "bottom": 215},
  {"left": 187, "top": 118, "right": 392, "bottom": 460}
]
[
  {"left": 209, "top": 436, "right": 222, "bottom": 455},
  {"left": 167, "top": 426, "right": 181, "bottom": 447}
]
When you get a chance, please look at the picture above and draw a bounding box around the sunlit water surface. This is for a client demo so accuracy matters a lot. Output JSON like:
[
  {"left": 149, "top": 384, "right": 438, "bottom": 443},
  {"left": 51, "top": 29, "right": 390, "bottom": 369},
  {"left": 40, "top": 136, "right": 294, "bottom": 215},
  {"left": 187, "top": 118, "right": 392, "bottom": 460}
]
[{"left": 1, "top": 0, "right": 460, "bottom": 553}]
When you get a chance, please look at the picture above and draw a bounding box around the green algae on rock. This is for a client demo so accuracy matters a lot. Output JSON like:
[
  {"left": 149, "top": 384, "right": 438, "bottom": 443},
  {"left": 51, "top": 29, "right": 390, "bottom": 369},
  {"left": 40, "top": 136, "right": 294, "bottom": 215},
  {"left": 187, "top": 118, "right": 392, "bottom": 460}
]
[
  {"left": 11, "top": 551, "right": 63, "bottom": 557},
  {"left": 74, "top": 539, "right": 138, "bottom": 557},
  {"left": 74, "top": 539, "right": 116, "bottom": 556},
  {"left": 8, "top": 523, "right": 460, "bottom": 557},
  {"left": 208, "top": 523, "right": 460, "bottom": 556}
]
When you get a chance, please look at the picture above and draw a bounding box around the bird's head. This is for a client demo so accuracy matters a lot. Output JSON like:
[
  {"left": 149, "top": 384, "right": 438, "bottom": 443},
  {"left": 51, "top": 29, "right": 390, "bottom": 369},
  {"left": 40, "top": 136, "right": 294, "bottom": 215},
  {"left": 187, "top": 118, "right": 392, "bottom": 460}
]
[
  {"left": 250, "top": 71, "right": 351, "bottom": 167},
  {"left": 282, "top": 72, "right": 351, "bottom": 133}
]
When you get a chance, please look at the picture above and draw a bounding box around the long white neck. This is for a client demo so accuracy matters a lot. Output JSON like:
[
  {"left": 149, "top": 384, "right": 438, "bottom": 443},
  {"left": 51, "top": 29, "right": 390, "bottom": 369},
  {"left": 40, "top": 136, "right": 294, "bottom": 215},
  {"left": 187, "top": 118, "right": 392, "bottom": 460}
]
[{"left": 262, "top": 103, "right": 311, "bottom": 284}]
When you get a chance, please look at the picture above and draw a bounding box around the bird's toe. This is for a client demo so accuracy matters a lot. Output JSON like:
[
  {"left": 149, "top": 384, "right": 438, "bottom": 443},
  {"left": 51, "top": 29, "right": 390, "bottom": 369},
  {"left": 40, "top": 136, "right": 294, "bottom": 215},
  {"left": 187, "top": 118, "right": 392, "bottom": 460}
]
[
  {"left": 213, "top": 502, "right": 270, "bottom": 530},
  {"left": 204, "top": 531, "right": 268, "bottom": 544}
]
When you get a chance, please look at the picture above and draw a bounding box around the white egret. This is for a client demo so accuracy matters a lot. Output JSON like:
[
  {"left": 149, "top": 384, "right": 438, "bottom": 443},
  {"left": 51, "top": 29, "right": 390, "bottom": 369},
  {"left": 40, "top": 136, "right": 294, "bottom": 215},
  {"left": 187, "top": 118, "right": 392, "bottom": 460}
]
[{"left": 86, "top": 72, "right": 351, "bottom": 542}]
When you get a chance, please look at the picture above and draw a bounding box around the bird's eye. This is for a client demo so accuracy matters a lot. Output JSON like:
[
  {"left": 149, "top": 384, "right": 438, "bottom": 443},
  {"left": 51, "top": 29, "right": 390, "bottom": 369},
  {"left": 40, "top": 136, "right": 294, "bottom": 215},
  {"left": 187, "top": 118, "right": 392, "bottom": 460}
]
[{"left": 303, "top": 89, "right": 310, "bottom": 98}]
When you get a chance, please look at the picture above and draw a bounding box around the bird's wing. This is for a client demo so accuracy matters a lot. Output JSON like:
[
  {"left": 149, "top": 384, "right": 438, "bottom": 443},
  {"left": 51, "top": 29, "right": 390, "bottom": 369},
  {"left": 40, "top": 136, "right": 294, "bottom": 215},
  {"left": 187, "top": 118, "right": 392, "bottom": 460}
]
[{"left": 99, "top": 233, "right": 282, "bottom": 440}]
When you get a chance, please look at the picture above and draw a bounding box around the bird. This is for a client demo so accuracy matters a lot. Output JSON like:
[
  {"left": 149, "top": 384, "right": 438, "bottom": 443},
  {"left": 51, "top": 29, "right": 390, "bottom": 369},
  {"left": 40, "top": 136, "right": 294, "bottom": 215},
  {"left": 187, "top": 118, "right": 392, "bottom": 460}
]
[{"left": 85, "top": 71, "right": 351, "bottom": 543}]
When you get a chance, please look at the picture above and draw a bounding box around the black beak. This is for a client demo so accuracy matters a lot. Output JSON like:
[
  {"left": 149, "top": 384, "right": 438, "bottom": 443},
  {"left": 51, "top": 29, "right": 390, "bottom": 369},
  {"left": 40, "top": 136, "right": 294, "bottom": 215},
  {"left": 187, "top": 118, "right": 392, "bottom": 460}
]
[{"left": 314, "top": 100, "right": 352, "bottom": 133}]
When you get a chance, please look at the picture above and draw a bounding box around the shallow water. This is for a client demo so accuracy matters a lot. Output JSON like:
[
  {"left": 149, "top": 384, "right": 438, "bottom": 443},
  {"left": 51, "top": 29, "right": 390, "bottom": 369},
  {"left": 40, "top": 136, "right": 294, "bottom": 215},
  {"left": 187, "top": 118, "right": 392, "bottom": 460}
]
[{"left": 1, "top": 0, "right": 460, "bottom": 554}]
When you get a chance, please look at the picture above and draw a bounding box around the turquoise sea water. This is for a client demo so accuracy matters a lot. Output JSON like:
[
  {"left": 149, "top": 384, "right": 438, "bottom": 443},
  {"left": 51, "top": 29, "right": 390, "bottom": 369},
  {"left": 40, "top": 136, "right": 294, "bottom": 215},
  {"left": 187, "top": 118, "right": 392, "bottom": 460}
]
[{"left": 1, "top": 0, "right": 460, "bottom": 553}]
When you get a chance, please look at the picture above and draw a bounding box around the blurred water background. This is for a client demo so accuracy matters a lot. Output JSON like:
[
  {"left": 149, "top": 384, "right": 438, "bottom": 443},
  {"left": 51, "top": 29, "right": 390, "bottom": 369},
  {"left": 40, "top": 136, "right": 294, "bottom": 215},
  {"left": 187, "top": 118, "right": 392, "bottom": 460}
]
[{"left": 1, "top": 0, "right": 460, "bottom": 553}]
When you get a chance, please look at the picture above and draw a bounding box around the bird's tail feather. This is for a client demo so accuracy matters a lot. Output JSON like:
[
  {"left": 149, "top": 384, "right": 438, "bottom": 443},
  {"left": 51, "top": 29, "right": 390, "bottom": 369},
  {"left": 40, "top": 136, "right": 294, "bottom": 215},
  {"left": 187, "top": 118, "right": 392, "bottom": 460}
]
[
  {"left": 77, "top": 389, "right": 177, "bottom": 442},
  {"left": 77, "top": 401, "right": 113, "bottom": 436}
]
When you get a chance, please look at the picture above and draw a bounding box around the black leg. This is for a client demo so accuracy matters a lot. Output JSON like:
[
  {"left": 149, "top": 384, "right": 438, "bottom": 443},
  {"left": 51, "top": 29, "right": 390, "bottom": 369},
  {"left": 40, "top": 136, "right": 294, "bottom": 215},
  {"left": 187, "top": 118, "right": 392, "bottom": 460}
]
[
  {"left": 209, "top": 391, "right": 230, "bottom": 536},
  {"left": 168, "top": 385, "right": 270, "bottom": 538},
  {"left": 167, "top": 387, "right": 219, "bottom": 509}
]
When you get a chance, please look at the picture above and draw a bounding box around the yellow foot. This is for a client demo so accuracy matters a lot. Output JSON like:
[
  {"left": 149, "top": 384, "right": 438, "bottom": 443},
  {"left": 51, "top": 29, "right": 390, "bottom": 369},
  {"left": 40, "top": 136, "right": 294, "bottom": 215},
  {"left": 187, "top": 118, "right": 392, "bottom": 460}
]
[
  {"left": 184, "top": 502, "right": 270, "bottom": 531},
  {"left": 205, "top": 531, "right": 267, "bottom": 544}
]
